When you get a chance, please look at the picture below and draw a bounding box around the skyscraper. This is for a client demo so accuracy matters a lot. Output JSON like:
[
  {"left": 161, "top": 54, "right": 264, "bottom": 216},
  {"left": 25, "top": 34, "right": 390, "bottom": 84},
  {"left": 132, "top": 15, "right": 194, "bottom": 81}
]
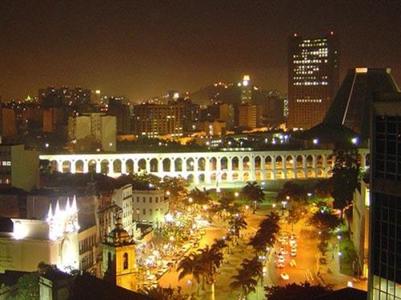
[
  {"left": 369, "top": 92, "right": 401, "bottom": 299},
  {"left": 287, "top": 32, "right": 339, "bottom": 130}
]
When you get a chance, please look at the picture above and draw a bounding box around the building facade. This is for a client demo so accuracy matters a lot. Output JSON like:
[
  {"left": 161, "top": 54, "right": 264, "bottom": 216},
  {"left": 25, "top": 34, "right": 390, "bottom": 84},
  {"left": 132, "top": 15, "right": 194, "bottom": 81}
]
[
  {"left": 132, "top": 189, "right": 168, "bottom": 226},
  {"left": 369, "top": 93, "right": 401, "bottom": 299},
  {"left": 287, "top": 32, "right": 339, "bottom": 130},
  {"left": 0, "top": 144, "right": 39, "bottom": 191},
  {"left": 68, "top": 113, "right": 116, "bottom": 152}
]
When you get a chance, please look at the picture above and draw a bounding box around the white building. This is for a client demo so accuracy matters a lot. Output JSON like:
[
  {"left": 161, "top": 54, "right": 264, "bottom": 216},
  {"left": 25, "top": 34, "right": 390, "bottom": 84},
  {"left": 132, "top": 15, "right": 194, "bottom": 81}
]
[
  {"left": 0, "top": 198, "right": 80, "bottom": 273},
  {"left": 351, "top": 179, "right": 370, "bottom": 278},
  {"left": 132, "top": 189, "right": 168, "bottom": 226},
  {"left": 68, "top": 113, "right": 116, "bottom": 152}
]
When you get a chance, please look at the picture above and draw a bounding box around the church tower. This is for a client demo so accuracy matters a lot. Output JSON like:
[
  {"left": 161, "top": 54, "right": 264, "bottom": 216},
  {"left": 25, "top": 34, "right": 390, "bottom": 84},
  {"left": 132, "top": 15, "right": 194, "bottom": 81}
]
[{"left": 102, "top": 216, "right": 137, "bottom": 291}]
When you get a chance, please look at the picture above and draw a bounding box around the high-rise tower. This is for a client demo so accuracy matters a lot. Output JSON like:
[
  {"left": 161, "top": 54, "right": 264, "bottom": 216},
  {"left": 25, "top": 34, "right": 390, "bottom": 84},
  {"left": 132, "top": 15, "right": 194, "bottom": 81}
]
[{"left": 287, "top": 32, "right": 339, "bottom": 130}]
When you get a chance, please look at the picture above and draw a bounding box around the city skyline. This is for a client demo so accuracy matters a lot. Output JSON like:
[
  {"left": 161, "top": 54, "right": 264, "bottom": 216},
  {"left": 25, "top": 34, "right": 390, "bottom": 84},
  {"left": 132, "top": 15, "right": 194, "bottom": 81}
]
[{"left": 0, "top": 1, "right": 400, "bottom": 101}]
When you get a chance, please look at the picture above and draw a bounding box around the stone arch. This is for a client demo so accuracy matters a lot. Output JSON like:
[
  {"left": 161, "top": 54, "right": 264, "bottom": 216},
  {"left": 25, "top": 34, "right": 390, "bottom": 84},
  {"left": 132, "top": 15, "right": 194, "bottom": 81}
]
[
  {"left": 275, "top": 156, "right": 283, "bottom": 169},
  {"left": 211, "top": 173, "right": 217, "bottom": 182},
  {"left": 285, "top": 155, "right": 294, "bottom": 169},
  {"left": 198, "top": 174, "right": 205, "bottom": 183},
  {"left": 232, "top": 172, "right": 239, "bottom": 181},
  {"left": 174, "top": 158, "right": 183, "bottom": 172},
  {"left": 187, "top": 174, "right": 194, "bottom": 184},
  {"left": 316, "top": 155, "right": 323, "bottom": 168},
  {"left": 296, "top": 169, "right": 305, "bottom": 178},
  {"left": 243, "top": 172, "right": 250, "bottom": 181},
  {"left": 138, "top": 159, "right": 147, "bottom": 172},
  {"left": 255, "top": 171, "right": 262, "bottom": 181},
  {"left": 62, "top": 161, "right": 71, "bottom": 173},
  {"left": 296, "top": 155, "right": 303, "bottom": 169},
  {"left": 306, "top": 155, "right": 313, "bottom": 168},
  {"left": 150, "top": 158, "right": 158, "bottom": 173},
  {"left": 265, "top": 171, "right": 272, "bottom": 180},
  {"left": 255, "top": 156, "right": 261, "bottom": 170},
  {"left": 126, "top": 159, "right": 134, "bottom": 174},
  {"left": 198, "top": 157, "right": 206, "bottom": 171},
  {"left": 75, "top": 160, "right": 84, "bottom": 173},
  {"left": 265, "top": 156, "right": 272, "bottom": 170},
  {"left": 50, "top": 160, "right": 58, "bottom": 173},
  {"left": 276, "top": 170, "right": 284, "bottom": 179},
  {"left": 221, "top": 172, "right": 227, "bottom": 181},
  {"left": 186, "top": 158, "right": 195, "bottom": 172},
  {"left": 101, "top": 159, "right": 109, "bottom": 174},
  {"left": 88, "top": 159, "right": 97, "bottom": 173},
  {"left": 242, "top": 156, "right": 250, "bottom": 170},
  {"left": 286, "top": 169, "right": 295, "bottom": 179},
  {"left": 113, "top": 159, "right": 122, "bottom": 173},
  {"left": 307, "top": 169, "right": 315, "bottom": 178},
  {"left": 232, "top": 157, "right": 239, "bottom": 171},
  {"left": 317, "top": 169, "right": 324, "bottom": 177},
  {"left": 162, "top": 158, "right": 171, "bottom": 172},
  {"left": 210, "top": 157, "right": 217, "bottom": 171},
  {"left": 220, "top": 157, "right": 228, "bottom": 170},
  {"left": 326, "top": 155, "right": 334, "bottom": 168}
]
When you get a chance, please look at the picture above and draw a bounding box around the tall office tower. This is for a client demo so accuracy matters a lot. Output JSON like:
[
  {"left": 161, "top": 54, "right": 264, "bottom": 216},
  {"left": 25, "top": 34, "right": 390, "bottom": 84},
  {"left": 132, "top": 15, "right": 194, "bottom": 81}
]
[
  {"left": 369, "top": 92, "right": 401, "bottom": 299},
  {"left": 239, "top": 75, "right": 252, "bottom": 104},
  {"left": 287, "top": 32, "right": 339, "bottom": 130}
]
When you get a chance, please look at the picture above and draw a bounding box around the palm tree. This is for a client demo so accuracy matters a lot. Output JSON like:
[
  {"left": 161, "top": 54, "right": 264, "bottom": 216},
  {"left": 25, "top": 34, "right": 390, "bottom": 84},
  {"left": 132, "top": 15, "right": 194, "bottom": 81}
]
[
  {"left": 241, "top": 181, "right": 265, "bottom": 211},
  {"left": 230, "top": 268, "right": 258, "bottom": 299},
  {"left": 177, "top": 254, "right": 203, "bottom": 295},
  {"left": 229, "top": 214, "right": 248, "bottom": 240},
  {"left": 249, "top": 212, "right": 280, "bottom": 254},
  {"left": 143, "top": 286, "right": 181, "bottom": 300}
]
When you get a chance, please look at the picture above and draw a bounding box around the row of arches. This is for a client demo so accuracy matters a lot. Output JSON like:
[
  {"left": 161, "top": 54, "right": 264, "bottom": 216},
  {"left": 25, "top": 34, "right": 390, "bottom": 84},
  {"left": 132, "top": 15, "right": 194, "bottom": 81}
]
[
  {"left": 52, "top": 154, "right": 336, "bottom": 175},
  {"left": 43, "top": 150, "right": 370, "bottom": 184}
]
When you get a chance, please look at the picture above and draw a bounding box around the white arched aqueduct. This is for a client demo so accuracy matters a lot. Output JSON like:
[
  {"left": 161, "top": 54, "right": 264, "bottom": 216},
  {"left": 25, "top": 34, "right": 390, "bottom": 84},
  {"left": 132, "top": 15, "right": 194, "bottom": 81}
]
[{"left": 40, "top": 149, "right": 369, "bottom": 188}]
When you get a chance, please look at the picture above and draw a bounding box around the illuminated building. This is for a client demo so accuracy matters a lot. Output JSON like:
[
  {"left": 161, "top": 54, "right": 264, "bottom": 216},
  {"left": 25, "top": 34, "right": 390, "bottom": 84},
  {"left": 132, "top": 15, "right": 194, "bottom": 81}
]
[
  {"left": 132, "top": 103, "right": 182, "bottom": 137},
  {"left": 0, "top": 198, "right": 80, "bottom": 273},
  {"left": 238, "top": 75, "right": 252, "bottom": 104},
  {"left": 368, "top": 92, "right": 401, "bottom": 299},
  {"left": 68, "top": 113, "right": 116, "bottom": 152},
  {"left": 238, "top": 104, "right": 257, "bottom": 129},
  {"left": 287, "top": 32, "right": 339, "bottom": 130},
  {"left": 351, "top": 178, "right": 370, "bottom": 279},
  {"left": 322, "top": 68, "right": 400, "bottom": 139},
  {"left": 132, "top": 189, "right": 168, "bottom": 226},
  {"left": 102, "top": 218, "right": 137, "bottom": 291},
  {"left": 0, "top": 144, "right": 39, "bottom": 191}
]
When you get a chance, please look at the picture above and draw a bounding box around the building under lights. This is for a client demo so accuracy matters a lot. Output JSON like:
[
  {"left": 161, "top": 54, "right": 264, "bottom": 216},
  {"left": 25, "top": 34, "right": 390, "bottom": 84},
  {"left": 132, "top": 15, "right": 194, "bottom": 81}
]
[
  {"left": 0, "top": 197, "right": 80, "bottom": 273},
  {"left": 368, "top": 92, "right": 401, "bottom": 299},
  {"left": 287, "top": 32, "right": 339, "bottom": 130}
]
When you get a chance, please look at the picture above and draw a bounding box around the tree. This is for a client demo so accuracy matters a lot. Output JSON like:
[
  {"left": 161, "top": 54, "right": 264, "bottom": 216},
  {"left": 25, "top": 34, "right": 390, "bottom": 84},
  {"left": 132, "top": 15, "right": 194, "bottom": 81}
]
[
  {"left": 277, "top": 181, "right": 307, "bottom": 202},
  {"left": 287, "top": 201, "right": 308, "bottom": 232},
  {"left": 309, "top": 210, "right": 342, "bottom": 233},
  {"left": 249, "top": 212, "right": 280, "bottom": 253},
  {"left": 230, "top": 268, "right": 258, "bottom": 299},
  {"left": 314, "top": 179, "right": 333, "bottom": 199},
  {"left": 188, "top": 188, "right": 211, "bottom": 206},
  {"left": 177, "top": 254, "right": 203, "bottom": 294},
  {"left": 143, "top": 286, "right": 186, "bottom": 300},
  {"left": 331, "top": 148, "right": 360, "bottom": 214},
  {"left": 265, "top": 282, "right": 332, "bottom": 300},
  {"left": 241, "top": 181, "right": 265, "bottom": 210},
  {"left": 16, "top": 272, "right": 40, "bottom": 299},
  {"left": 229, "top": 214, "right": 247, "bottom": 238}
]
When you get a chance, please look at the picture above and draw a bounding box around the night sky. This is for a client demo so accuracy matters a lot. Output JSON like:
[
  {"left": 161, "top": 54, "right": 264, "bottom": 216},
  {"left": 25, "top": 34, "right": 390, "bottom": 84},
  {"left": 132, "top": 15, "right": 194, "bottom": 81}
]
[{"left": 0, "top": 0, "right": 400, "bottom": 101}]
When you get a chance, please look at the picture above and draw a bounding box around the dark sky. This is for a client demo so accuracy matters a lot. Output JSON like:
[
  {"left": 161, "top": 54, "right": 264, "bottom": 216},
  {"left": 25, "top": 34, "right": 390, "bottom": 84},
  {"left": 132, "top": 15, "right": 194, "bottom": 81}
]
[{"left": 0, "top": 0, "right": 400, "bottom": 101}]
